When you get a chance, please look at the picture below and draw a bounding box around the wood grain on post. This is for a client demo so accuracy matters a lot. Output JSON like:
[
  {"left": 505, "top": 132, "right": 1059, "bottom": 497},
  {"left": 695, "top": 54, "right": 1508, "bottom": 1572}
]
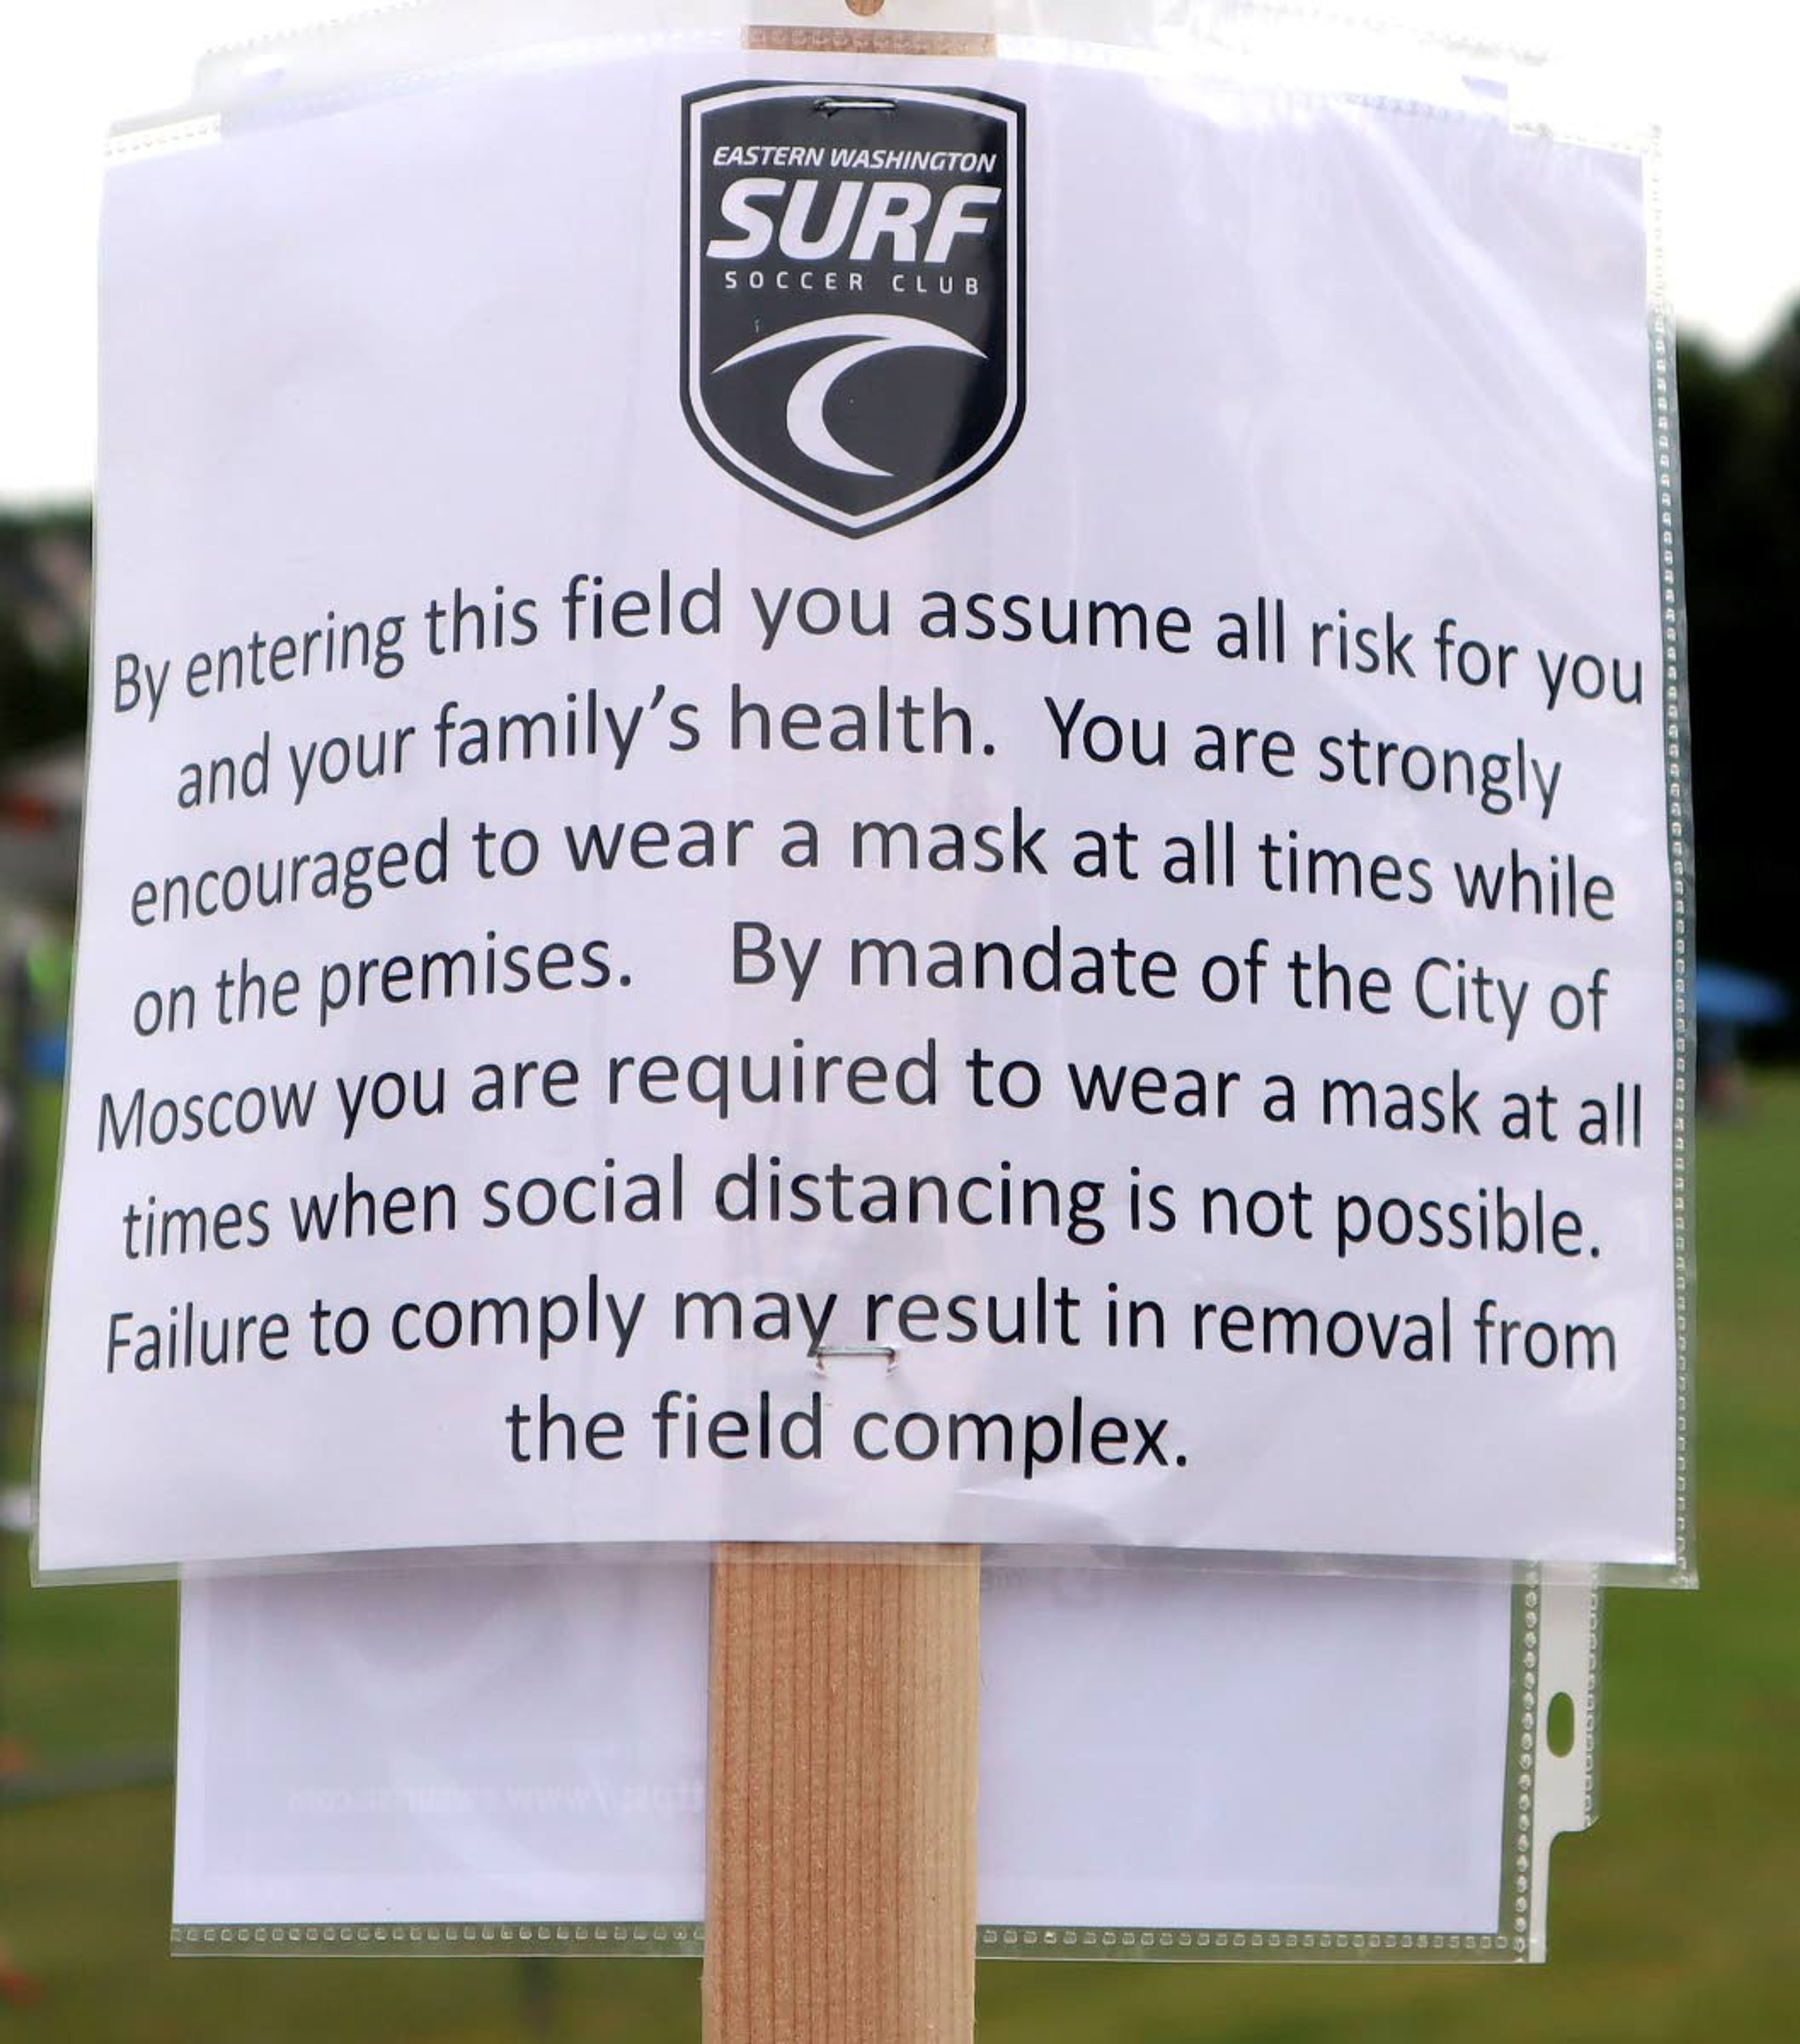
[
  {"left": 703, "top": 24, "right": 993, "bottom": 2041},
  {"left": 704, "top": 1542, "right": 981, "bottom": 2044}
]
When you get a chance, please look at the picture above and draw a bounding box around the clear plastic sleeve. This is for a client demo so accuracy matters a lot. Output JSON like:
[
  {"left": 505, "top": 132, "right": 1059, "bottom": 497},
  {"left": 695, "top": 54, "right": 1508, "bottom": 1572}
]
[
  {"left": 172, "top": 1549, "right": 1599, "bottom": 1963},
  {"left": 38, "top": 0, "right": 1691, "bottom": 1587}
]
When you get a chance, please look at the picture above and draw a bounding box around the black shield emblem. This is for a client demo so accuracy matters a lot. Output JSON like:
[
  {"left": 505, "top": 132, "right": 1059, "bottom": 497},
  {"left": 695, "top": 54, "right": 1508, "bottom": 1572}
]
[{"left": 682, "top": 82, "right": 1025, "bottom": 537}]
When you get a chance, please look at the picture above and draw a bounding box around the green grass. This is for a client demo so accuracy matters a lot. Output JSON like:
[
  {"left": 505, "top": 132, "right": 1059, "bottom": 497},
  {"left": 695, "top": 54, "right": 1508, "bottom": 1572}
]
[{"left": 2, "top": 1078, "right": 1796, "bottom": 2040}]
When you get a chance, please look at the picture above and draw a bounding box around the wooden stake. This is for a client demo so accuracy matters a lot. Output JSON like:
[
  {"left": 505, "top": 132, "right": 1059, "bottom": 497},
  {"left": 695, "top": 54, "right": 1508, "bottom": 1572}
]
[
  {"left": 704, "top": 20, "right": 993, "bottom": 2035},
  {"left": 704, "top": 1542, "right": 980, "bottom": 2044}
]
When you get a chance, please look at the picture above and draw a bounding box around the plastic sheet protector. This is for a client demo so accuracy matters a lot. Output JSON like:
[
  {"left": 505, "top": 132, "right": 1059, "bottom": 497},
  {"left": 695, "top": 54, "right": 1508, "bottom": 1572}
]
[
  {"left": 174, "top": 1555, "right": 1598, "bottom": 1961},
  {"left": 38, "top": 2, "right": 1689, "bottom": 1580}
]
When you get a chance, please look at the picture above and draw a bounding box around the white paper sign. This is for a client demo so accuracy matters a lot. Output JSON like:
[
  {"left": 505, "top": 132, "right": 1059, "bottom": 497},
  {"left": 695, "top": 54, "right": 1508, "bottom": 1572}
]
[
  {"left": 176, "top": 1556, "right": 1544, "bottom": 1948},
  {"left": 39, "top": 32, "right": 1683, "bottom": 1575}
]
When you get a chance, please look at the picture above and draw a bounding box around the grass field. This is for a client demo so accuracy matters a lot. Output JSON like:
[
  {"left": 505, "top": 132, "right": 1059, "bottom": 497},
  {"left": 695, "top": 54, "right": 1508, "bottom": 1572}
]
[{"left": 2, "top": 1077, "right": 1796, "bottom": 2041}]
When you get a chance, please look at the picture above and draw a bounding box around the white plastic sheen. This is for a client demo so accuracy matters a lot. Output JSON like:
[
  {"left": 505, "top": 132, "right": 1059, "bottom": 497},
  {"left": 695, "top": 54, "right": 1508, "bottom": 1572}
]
[{"left": 38, "top": 4, "right": 1689, "bottom": 1582}]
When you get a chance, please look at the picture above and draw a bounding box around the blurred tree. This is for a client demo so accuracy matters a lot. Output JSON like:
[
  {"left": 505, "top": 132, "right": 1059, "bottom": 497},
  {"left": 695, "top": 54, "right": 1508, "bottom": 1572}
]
[
  {"left": 0, "top": 510, "right": 91, "bottom": 760},
  {"left": 1680, "top": 313, "right": 1800, "bottom": 1016}
]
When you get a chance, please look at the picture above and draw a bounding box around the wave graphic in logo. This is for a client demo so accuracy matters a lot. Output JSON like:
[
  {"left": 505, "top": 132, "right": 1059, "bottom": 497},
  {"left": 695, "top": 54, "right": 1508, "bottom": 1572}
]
[{"left": 714, "top": 315, "right": 985, "bottom": 479}]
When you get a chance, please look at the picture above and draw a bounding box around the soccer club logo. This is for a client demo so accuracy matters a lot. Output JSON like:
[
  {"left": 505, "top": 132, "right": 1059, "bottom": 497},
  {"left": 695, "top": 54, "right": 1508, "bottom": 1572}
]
[{"left": 682, "top": 82, "right": 1025, "bottom": 537}]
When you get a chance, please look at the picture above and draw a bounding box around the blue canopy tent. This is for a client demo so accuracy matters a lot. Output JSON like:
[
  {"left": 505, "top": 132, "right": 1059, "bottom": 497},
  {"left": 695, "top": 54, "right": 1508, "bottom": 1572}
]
[{"left": 1694, "top": 962, "right": 1792, "bottom": 1030}]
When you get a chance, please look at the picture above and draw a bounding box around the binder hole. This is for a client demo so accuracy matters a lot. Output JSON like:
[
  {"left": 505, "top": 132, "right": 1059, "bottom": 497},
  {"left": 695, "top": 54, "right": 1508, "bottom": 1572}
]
[
  {"left": 846, "top": 0, "right": 885, "bottom": 15},
  {"left": 1545, "top": 1691, "right": 1575, "bottom": 1757}
]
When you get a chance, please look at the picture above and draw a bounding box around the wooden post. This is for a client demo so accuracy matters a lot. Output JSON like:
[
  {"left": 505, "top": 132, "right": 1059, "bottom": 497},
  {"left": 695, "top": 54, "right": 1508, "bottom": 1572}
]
[
  {"left": 704, "top": 1542, "right": 981, "bottom": 2044},
  {"left": 702, "top": 21, "right": 995, "bottom": 2038}
]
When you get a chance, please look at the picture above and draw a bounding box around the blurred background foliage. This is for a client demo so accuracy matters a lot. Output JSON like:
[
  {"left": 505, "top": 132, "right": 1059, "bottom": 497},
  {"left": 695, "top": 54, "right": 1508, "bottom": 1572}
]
[
  {"left": 1678, "top": 315, "right": 1800, "bottom": 1020},
  {"left": 0, "top": 509, "right": 89, "bottom": 762}
]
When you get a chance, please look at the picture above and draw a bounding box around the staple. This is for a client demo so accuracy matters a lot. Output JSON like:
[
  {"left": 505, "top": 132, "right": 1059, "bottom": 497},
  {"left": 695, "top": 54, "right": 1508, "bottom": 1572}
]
[{"left": 811, "top": 1340, "right": 898, "bottom": 1374}]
